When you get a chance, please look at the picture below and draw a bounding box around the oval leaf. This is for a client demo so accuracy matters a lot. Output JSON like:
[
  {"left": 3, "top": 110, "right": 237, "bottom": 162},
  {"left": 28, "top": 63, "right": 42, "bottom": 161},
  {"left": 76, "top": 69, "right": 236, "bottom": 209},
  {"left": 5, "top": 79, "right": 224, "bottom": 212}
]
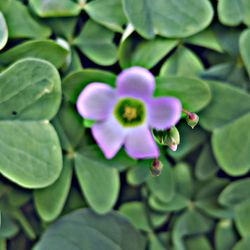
[
  {"left": 0, "top": 40, "right": 68, "bottom": 68},
  {"left": 0, "top": 121, "right": 62, "bottom": 188},
  {"left": 74, "top": 149, "right": 120, "bottom": 214},
  {"left": 212, "top": 113, "right": 250, "bottom": 176},
  {"left": 34, "top": 157, "right": 73, "bottom": 222},
  {"left": 0, "top": 58, "right": 61, "bottom": 121}
]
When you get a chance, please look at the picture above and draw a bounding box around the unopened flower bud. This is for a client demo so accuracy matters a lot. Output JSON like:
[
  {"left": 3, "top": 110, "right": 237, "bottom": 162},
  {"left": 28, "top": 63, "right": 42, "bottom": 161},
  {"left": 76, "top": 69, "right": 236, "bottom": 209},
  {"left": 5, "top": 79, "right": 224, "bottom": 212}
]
[
  {"left": 165, "top": 126, "right": 180, "bottom": 151},
  {"left": 186, "top": 112, "right": 199, "bottom": 129},
  {"left": 150, "top": 159, "right": 163, "bottom": 176}
]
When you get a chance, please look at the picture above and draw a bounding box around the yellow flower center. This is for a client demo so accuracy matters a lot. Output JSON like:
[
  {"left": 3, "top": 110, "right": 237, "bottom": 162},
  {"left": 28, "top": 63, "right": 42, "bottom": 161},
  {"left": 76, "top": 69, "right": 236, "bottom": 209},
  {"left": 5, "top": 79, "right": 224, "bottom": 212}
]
[{"left": 123, "top": 106, "right": 137, "bottom": 121}]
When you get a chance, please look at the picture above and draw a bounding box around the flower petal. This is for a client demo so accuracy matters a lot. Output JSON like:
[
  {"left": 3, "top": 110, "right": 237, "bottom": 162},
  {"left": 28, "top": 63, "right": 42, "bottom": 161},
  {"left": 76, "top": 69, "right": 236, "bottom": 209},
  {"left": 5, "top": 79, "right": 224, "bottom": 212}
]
[
  {"left": 77, "top": 83, "right": 116, "bottom": 120},
  {"left": 148, "top": 97, "right": 182, "bottom": 130},
  {"left": 125, "top": 126, "right": 159, "bottom": 159},
  {"left": 92, "top": 116, "right": 126, "bottom": 159},
  {"left": 116, "top": 67, "right": 155, "bottom": 99}
]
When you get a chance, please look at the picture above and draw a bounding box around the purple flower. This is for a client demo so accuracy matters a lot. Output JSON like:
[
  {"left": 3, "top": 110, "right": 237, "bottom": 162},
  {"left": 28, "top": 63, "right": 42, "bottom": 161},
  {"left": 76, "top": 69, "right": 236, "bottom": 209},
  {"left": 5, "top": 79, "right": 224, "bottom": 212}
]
[{"left": 77, "top": 67, "right": 182, "bottom": 159}]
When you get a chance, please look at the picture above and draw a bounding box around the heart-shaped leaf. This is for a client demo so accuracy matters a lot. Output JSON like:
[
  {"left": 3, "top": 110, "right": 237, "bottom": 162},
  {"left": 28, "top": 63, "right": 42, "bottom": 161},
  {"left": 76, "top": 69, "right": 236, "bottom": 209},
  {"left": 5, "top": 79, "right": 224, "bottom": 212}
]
[
  {"left": 235, "top": 199, "right": 250, "bottom": 237},
  {"left": 122, "top": 0, "right": 213, "bottom": 39}
]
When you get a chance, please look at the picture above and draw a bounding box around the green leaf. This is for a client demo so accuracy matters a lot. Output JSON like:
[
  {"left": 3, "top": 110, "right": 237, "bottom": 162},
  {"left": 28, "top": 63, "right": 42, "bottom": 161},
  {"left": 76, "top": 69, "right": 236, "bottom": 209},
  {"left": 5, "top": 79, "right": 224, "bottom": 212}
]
[
  {"left": 233, "top": 238, "right": 250, "bottom": 250},
  {"left": 215, "top": 220, "right": 237, "bottom": 250},
  {"left": 195, "top": 144, "right": 219, "bottom": 180},
  {"left": 185, "top": 236, "right": 212, "bottom": 250},
  {"left": 200, "top": 81, "right": 250, "bottom": 131},
  {"left": 74, "top": 149, "right": 120, "bottom": 214},
  {"left": 212, "top": 113, "right": 250, "bottom": 176},
  {"left": 168, "top": 124, "right": 207, "bottom": 160},
  {"left": 235, "top": 199, "right": 250, "bottom": 237},
  {"left": 160, "top": 46, "right": 204, "bottom": 77},
  {"left": 0, "top": 58, "right": 61, "bottom": 121},
  {"left": 73, "top": 20, "right": 117, "bottom": 66},
  {"left": 84, "top": 0, "right": 127, "bottom": 32},
  {"left": 185, "top": 28, "right": 223, "bottom": 52},
  {"left": 62, "top": 69, "right": 116, "bottom": 103},
  {"left": 29, "top": 0, "right": 81, "bottom": 17},
  {"left": 0, "top": 12, "right": 8, "bottom": 50},
  {"left": 219, "top": 178, "right": 250, "bottom": 207},
  {"left": 34, "top": 157, "right": 73, "bottom": 222},
  {"left": 52, "top": 101, "right": 85, "bottom": 151},
  {"left": 174, "top": 163, "right": 193, "bottom": 199},
  {"left": 155, "top": 76, "right": 211, "bottom": 112},
  {"left": 149, "top": 194, "right": 188, "bottom": 213},
  {"left": 0, "top": 213, "right": 19, "bottom": 238},
  {"left": 131, "top": 38, "right": 178, "bottom": 69},
  {"left": 126, "top": 160, "right": 150, "bottom": 186},
  {"left": 240, "top": 28, "right": 250, "bottom": 77},
  {"left": 218, "top": 0, "right": 250, "bottom": 27},
  {"left": 122, "top": 0, "right": 213, "bottom": 39},
  {"left": 146, "top": 157, "right": 174, "bottom": 203},
  {"left": 33, "top": 209, "right": 145, "bottom": 250},
  {"left": 0, "top": 40, "right": 68, "bottom": 68},
  {"left": 173, "top": 209, "right": 214, "bottom": 250},
  {"left": 0, "top": 121, "right": 62, "bottom": 188},
  {"left": 119, "top": 202, "right": 168, "bottom": 232},
  {"left": 2, "top": 0, "right": 51, "bottom": 38}
]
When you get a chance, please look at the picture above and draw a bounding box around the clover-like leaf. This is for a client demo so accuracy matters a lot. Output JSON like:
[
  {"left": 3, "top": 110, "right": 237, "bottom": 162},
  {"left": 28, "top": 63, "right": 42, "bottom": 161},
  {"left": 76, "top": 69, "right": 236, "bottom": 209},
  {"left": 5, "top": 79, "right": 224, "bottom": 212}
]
[
  {"left": 212, "top": 113, "right": 250, "bottom": 176},
  {"left": 33, "top": 209, "right": 146, "bottom": 250},
  {"left": 29, "top": 0, "right": 81, "bottom": 17},
  {"left": 0, "top": 58, "right": 61, "bottom": 121},
  {"left": 122, "top": 0, "right": 213, "bottom": 39},
  {"left": 0, "top": 121, "right": 62, "bottom": 188},
  {"left": 73, "top": 20, "right": 117, "bottom": 66}
]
